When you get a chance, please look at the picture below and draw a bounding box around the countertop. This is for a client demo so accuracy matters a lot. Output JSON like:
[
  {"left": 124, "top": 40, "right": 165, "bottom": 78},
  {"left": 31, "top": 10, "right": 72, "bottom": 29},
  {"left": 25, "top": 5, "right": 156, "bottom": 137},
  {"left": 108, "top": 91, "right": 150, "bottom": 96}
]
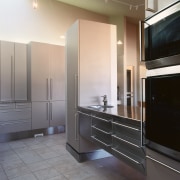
[{"left": 79, "top": 105, "right": 145, "bottom": 122}]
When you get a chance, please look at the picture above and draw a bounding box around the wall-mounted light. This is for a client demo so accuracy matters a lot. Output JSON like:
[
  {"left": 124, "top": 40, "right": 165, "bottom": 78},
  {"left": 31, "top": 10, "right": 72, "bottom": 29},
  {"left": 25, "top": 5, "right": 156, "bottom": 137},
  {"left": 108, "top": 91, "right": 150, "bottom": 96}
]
[
  {"left": 117, "top": 40, "right": 123, "bottom": 45},
  {"left": 33, "top": 0, "right": 38, "bottom": 9}
]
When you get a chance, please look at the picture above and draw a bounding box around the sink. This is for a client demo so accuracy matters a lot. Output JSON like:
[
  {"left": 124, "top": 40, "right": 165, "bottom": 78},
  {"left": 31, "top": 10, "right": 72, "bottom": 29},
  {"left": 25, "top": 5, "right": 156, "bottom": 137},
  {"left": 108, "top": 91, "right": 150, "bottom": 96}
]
[{"left": 88, "top": 105, "right": 114, "bottom": 109}]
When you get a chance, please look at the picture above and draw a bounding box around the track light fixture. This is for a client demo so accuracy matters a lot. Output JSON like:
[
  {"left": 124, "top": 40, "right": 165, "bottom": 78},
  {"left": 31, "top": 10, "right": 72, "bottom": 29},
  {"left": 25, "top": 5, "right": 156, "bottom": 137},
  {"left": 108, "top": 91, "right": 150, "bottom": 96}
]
[{"left": 33, "top": 0, "right": 38, "bottom": 9}]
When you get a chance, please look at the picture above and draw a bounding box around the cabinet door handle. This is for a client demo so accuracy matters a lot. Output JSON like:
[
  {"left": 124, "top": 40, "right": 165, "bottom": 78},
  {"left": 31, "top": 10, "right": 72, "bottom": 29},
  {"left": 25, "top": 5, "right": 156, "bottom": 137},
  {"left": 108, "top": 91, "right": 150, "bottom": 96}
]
[
  {"left": 92, "top": 126, "right": 111, "bottom": 135},
  {"left": 112, "top": 121, "right": 140, "bottom": 131},
  {"left": 141, "top": 78, "right": 146, "bottom": 147},
  {"left": 92, "top": 115, "right": 111, "bottom": 123},
  {"left": 112, "top": 135, "right": 140, "bottom": 148},
  {"left": 77, "top": 111, "right": 91, "bottom": 117},
  {"left": 146, "top": 155, "right": 180, "bottom": 174},
  {"left": 50, "top": 102, "right": 52, "bottom": 120},
  {"left": 75, "top": 113, "right": 79, "bottom": 141},
  {"left": 46, "top": 103, "right": 49, "bottom": 121},
  {"left": 91, "top": 136, "right": 111, "bottom": 147},
  {"left": 139, "top": 21, "right": 145, "bottom": 61},
  {"left": 50, "top": 78, "right": 53, "bottom": 100},
  {"left": 74, "top": 74, "right": 78, "bottom": 109},
  {"left": 112, "top": 148, "right": 140, "bottom": 164},
  {"left": 46, "top": 79, "right": 49, "bottom": 100},
  {"left": 11, "top": 56, "right": 14, "bottom": 100}
]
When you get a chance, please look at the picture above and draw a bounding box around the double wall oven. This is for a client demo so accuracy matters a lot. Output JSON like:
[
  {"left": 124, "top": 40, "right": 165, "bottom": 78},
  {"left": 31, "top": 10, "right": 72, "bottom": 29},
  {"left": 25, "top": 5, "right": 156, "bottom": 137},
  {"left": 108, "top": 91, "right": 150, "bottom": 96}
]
[{"left": 141, "top": 1, "right": 180, "bottom": 162}]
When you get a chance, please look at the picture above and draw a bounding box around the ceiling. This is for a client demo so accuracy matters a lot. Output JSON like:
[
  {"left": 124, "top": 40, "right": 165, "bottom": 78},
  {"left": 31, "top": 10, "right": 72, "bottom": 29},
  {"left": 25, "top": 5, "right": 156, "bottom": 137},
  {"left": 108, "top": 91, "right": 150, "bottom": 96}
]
[{"left": 56, "top": 0, "right": 145, "bottom": 21}]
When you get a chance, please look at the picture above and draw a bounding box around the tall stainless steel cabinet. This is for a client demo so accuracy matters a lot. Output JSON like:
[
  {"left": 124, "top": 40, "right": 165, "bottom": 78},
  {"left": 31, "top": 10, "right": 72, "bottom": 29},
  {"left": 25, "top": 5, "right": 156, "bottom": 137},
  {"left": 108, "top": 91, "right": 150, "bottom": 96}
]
[
  {"left": 0, "top": 41, "right": 27, "bottom": 101},
  {"left": 30, "top": 42, "right": 65, "bottom": 130},
  {"left": 66, "top": 20, "right": 117, "bottom": 154}
]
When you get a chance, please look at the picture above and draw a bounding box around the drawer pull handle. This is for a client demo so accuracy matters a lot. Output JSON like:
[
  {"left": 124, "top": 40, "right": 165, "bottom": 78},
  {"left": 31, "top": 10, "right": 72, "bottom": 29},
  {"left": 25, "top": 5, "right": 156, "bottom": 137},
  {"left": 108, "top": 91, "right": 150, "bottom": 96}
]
[
  {"left": 77, "top": 111, "right": 91, "bottom": 117},
  {"left": 92, "top": 115, "right": 111, "bottom": 123},
  {"left": 112, "top": 148, "right": 140, "bottom": 164},
  {"left": 91, "top": 136, "right": 111, "bottom": 147},
  {"left": 112, "top": 121, "right": 140, "bottom": 131},
  {"left": 92, "top": 126, "right": 111, "bottom": 135},
  {"left": 146, "top": 155, "right": 180, "bottom": 174},
  {"left": 112, "top": 135, "right": 140, "bottom": 148}
]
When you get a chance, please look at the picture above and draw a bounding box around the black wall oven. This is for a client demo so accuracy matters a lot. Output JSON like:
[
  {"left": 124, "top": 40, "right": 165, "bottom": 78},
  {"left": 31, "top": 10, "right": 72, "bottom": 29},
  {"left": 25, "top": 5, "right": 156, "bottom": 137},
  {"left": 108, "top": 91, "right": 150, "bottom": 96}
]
[
  {"left": 145, "top": 69, "right": 180, "bottom": 162},
  {"left": 140, "top": 1, "right": 180, "bottom": 69}
]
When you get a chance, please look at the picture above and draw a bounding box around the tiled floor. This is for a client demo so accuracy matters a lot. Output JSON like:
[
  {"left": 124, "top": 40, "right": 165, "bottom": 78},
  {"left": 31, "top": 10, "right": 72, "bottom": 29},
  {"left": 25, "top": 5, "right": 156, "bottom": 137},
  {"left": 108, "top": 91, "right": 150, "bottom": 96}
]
[{"left": 0, "top": 133, "right": 146, "bottom": 180}]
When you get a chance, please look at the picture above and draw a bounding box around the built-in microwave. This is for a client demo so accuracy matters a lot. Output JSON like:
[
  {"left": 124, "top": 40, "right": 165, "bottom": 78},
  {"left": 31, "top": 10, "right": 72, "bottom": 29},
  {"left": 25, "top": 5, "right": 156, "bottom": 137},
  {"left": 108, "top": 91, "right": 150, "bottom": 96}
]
[
  {"left": 140, "top": 1, "right": 180, "bottom": 69},
  {"left": 145, "top": 67, "right": 180, "bottom": 162}
]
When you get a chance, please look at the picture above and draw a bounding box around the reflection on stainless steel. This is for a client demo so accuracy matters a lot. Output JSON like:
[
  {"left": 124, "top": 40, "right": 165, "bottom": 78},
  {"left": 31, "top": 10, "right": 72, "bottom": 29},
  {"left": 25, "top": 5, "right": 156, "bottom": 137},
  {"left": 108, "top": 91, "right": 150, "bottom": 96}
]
[
  {"left": 117, "top": 105, "right": 145, "bottom": 121},
  {"left": 86, "top": 105, "right": 145, "bottom": 121},
  {"left": 88, "top": 105, "right": 114, "bottom": 109}
]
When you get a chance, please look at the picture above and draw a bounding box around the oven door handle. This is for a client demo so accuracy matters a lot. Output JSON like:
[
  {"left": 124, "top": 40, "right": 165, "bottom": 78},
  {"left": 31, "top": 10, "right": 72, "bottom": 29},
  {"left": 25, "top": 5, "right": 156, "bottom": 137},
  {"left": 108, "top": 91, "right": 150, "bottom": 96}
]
[
  {"left": 139, "top": 21, "right": 145, "bottom": 62},
  {"left": 141, "top": 78, "right": 146, "bottom": 147}
]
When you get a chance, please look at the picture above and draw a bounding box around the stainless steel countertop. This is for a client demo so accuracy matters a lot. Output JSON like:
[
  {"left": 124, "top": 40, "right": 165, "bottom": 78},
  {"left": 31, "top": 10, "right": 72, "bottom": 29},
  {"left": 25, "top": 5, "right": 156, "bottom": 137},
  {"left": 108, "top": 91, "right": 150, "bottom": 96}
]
[{"left": 80, "top": 105, "right": 144, "bottom": 121}]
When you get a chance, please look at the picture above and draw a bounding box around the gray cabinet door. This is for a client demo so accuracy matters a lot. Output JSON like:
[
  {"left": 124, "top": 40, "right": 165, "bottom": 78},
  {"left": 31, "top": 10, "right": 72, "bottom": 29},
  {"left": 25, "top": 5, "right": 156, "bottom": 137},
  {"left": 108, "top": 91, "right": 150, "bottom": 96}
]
[
  {"left": 66, "top": 21, "right": 79, "bottom": 151},
  {"left": 31, "top": 42, "right": 50, "bottom": 101},
  {"left": 49, "top": 45, "right": 65, "bottom": 101},
  {"left": 0, "top": 41, "right": 14, "bottom": 101},
  {"left": 14, "top": 43, "right": 27, "bottom": 101},
  {"left": 32, "top": 102, "right": 49, "bottom": 129},
  {"left": 49, "top": 101, "right": 65, "bottom": 127}
]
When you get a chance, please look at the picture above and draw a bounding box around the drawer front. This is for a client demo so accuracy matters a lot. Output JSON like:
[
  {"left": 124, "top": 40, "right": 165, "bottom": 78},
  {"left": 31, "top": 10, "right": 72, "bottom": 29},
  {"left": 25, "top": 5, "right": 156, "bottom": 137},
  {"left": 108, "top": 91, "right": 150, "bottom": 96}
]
[
  {"left": 0, "top": 108, "right": 31, "bottom": 122},
  {"left": 0, "top": 103, "right": 15, "bottom": 110},
  {"left": 16, "top": 103, "right": 31, "bottom": 109},
  {"left": 112, "top": 136, "right": 145, "bottom": 159},
  {"left": 0, "top": 119, "right": 31, "bottom": 133},
  {"left": 112, "top": 146, "right": 145, "bottom": 174},
  {"left": 112, "top": 121, "right": 141, "bottom": 143}
]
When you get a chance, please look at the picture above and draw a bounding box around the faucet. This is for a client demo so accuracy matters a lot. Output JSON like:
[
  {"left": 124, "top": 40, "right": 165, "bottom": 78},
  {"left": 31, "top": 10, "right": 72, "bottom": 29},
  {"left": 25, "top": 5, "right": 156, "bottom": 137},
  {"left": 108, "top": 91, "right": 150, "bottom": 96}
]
[{"left": 102, "top": 95, "right": 107, "bottom": 106}]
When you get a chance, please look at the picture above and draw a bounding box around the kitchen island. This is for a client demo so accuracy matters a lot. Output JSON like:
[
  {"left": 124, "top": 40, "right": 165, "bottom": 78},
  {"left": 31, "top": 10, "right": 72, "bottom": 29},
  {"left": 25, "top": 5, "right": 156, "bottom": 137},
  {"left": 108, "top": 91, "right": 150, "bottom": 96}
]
[{"left": 77, "top": 105, "right": 146, "bottom": 174}]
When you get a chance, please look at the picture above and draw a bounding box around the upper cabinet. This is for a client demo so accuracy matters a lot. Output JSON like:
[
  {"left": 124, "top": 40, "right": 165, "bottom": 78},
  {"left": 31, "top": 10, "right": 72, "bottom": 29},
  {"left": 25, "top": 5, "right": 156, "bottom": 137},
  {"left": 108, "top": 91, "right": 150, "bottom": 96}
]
[
  {"left": 0, "top": 41, "right": 27, "bottom": 102},
  {"left": 30, "top": 42, "right": 65, "bottom": 101}
]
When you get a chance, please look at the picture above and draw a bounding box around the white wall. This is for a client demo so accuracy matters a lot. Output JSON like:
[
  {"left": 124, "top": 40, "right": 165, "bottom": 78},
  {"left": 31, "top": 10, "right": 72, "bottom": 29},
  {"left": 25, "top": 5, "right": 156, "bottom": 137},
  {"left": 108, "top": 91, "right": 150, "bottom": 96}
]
[{"left": 0, "top": 0, "right": 108, "bottom": 45}]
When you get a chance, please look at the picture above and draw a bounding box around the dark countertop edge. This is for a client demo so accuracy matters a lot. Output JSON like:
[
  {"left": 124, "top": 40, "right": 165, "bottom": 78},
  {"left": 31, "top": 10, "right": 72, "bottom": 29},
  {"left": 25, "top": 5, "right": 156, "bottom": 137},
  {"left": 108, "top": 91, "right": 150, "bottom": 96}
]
[{"left": 78, "top": 106, "right": 141, "bottom": 123}]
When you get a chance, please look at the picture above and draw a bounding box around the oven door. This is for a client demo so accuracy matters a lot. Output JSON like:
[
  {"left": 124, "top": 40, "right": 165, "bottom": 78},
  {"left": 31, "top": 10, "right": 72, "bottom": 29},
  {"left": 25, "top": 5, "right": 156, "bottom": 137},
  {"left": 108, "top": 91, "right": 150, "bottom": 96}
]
[{"left": 145, "top": 73, "right": 180, "bottom": 161}]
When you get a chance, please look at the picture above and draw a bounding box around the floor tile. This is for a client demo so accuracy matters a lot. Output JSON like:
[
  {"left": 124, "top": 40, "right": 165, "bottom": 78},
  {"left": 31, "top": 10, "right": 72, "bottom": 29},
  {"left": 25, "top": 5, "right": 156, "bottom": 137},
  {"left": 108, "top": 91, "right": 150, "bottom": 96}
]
[
  {"left": 0, "top": 150, "right": 20, "bottom": 163},
  {"left": 4, "top": 165, "right": 31, "bottom": 179},
  {"left": 27, "top": 160, "right": 51, "bottom": 172},
  {"left": 8, "top": 140, "right": 27, "bottom": 149},
  {"left": 33, "top": 147, "right": 60, "bottom": 160},
  {"left": 0, "top": 142, "right": 11, "bottom": 152},
  {"left": 46, "top": 174, "right": 68, "bottom": 180},
  {"left": 16, "top": 150, "right": 43, "bottom": 164},
  {"left": 62, "top": 167, "right": 93, "bottom": 180},
  {"left": 1, "top": 158, "right": 25, "bottom": 170},
  {"left": 33, "top": 167, "right": 61, "bottom": 180},
  {"left": 0, "top": 133, "right": 146, "bottom": 180},
  {"left": 9, "top": 173, "right": 37, "bottom": 180}
]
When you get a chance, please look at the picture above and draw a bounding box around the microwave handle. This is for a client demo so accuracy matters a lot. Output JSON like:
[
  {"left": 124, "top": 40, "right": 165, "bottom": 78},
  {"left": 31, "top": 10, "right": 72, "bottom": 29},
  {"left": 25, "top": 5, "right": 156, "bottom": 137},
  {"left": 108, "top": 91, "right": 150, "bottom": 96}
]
[{"left": 139, "top": 21, "right": 145, "bottom": 62}]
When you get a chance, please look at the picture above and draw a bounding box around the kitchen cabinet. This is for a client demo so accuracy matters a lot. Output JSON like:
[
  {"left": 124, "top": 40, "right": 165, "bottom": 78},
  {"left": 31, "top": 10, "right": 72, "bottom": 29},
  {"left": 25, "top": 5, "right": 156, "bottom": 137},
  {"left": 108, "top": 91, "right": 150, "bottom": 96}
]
[
  {"left": 0, "top": 103, "right": 31, "bottom": 134},
  {"left": 66, "top": 20, "right": 117, "bottom": 158},
  {"left": 30, "top": 42, "right": 65, "bottom": 130},
  {"left": 30, "top": 42, "right": 65, "bottom": 101},
  {"left": 146, "top": 148, "right": 180, "bottom": 180},
  {"left": 32, "top": 101, "right": 65, "bottom": 130},
  {"left": 78, "top": 106, "right": 146, "bottom": 174},
  {"left": 0, "top": 41, "right": 27, "bottom": 102}
]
